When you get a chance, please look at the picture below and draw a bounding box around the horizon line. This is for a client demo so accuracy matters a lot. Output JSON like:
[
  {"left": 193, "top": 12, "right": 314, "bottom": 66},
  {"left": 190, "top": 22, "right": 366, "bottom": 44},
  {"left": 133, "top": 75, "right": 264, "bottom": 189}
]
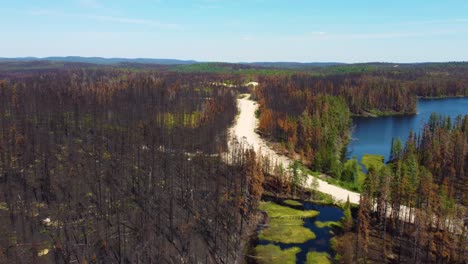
[{"left": 1, "top": 56, "right": 467, "bottom": 65}]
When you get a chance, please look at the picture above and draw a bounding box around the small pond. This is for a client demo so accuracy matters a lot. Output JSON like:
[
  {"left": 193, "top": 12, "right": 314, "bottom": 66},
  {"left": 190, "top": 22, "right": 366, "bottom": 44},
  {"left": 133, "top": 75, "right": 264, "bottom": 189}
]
[{"left": 255, "top": 197, "right": 343, "bottom": 264}]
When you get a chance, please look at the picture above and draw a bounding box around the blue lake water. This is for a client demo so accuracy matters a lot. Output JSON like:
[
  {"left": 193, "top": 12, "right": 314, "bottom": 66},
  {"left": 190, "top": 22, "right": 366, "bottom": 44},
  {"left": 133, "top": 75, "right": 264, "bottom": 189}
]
[{"left": 348, "top": 97, "right": 468, "bottom": 162}]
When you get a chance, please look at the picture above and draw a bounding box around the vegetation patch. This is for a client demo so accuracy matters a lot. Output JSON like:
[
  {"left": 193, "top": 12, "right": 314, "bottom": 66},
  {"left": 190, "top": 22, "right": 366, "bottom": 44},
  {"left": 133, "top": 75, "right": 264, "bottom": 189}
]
[
  {"left": 258, "top": 201, "right": 319, "bottom": 218},
  {"left": 0, "top": 202, "right": 8, "bottom": 211},
  {"left": 336, "top": 157, "right": 370, "bottom": 192},
  {"left": 156, "top": 111, "right": 203, "bottom": 129},
  {"left": 283, "top": 199, "right": 302, "bottom": 206},
  {"left": 259, "top": 218, "right": 316, "bottom": 243},
  {"left": 315, "top": 220, "right": 342, "bottom": 229},
  {"left": 37, "top": 248, "right": 50, "bottom": 257},
  {"left": 194, "top": 87, "right": 213, "bottom": 94},
  {"left": 254, "top": 244, "right": 300, "bottom": 264},
  {"left": 258, "top": 202, "right": 318, "bottom": 243},
  {"left": 361, "top": 154, "right": 385, "bottom": 171},
  {"left": 310, "top": 171, "right": 321, "bottom": 177},
  {"left": 306, "top": 251, "right": 331, "bottom": 264}
]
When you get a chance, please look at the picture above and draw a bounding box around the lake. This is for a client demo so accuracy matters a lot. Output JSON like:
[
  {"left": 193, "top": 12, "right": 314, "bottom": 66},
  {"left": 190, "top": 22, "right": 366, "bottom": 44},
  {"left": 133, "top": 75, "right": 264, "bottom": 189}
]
[{"left": 348, "top": 97, "right": 468, "bottom": 163}]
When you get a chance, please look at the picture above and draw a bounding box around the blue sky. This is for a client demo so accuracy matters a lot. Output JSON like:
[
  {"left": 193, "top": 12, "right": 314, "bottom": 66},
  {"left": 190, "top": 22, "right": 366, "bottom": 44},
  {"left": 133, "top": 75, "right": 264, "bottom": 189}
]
[{"left": 1, "top": 0, "right": 468, "bottom": 62}]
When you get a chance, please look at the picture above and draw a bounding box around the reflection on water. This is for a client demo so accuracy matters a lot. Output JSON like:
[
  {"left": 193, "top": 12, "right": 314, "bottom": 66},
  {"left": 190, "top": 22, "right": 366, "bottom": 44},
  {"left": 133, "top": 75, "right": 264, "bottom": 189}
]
[{"left": 348, "top": 97, "right": 468, "bottom": 162}]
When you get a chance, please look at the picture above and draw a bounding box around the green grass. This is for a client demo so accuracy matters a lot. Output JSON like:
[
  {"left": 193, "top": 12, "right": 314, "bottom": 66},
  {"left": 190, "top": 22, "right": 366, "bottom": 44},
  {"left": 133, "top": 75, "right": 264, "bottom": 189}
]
[
  {"left": 258, "top": 201, "right": 319, "bottom": 218},
  {"left": 0, "top": 202, "right": 8, "bottom": 211},
  {"left": 306, "top": 252, "right": 332, "bottom": 264},
  {"left": 315, "top": 221, "right": 342, "bottom": 229},
  {"left": 254, "top": 244, "right": 300, "bottom": 264},
  {"left": 310, "top": 171, "right": 321, "bottom": 176},
  {"left": 361, "top": 154, "right": 385, "bottom": 171},
  {"left": 258, "top": 202, "right": 319, "bottom": 244},
  {"left": 295, "top": 162, "right": 321, "bottom": 177},
  {"left": 259, "top": 218, "right": 316, "bottom": 243},
  {"left": 283, "top": 199, "right": 302, "bottom": 206},
  {"left": 311, "top": 191, "right": 336, "bottom": 205}
]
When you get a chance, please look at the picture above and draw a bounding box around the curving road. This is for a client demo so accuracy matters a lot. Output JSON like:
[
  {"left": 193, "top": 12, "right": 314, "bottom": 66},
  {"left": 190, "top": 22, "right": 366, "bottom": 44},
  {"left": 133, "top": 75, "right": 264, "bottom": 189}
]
[{"left": 229, "top": 95, "right": 360, "bottom": 204}]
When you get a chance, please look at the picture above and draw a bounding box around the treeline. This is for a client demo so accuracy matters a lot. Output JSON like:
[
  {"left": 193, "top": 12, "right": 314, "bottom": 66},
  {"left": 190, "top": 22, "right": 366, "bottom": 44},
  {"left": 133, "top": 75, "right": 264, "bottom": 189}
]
[
  {"left": 257, "top": 68, "right": 468, "bottom": 116},
  {"left": 0, "top": 71, "right": 264, "bottom": 263},
  {"left": 335, "top": 115, "right": 468, "bottom": 263},
  {"left": 256, "top": 74, "right": 415, "bottom": 115}
]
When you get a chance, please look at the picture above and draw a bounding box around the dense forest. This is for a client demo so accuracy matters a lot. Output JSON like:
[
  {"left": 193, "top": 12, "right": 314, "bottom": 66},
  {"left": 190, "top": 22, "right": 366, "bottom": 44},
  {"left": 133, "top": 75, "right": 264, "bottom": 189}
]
[
  {"left": 334, "top": 115, "right": 468, "bottom": 263},
  {"left": 0, "top": 70, "right": 264, "bottom": 263}
]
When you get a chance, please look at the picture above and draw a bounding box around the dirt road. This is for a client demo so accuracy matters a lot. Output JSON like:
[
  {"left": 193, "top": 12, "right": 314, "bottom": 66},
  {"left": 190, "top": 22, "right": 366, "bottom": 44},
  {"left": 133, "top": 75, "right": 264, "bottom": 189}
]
[{"left": 229, "top": 95, "right": 360, "bottom": 204}]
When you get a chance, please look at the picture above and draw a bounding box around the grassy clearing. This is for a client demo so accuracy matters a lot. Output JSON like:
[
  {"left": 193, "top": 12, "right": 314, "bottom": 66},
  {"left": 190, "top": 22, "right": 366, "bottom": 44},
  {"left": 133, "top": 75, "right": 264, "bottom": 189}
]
[
  {"left": 315, "top": 221, "right": 342, "bottom": 229},
  {"left": 258, "top": 202, "right": 319, "bottom": 218},
  {"left": 283, "top": 199, "right": 302, "bottom": 206},
  {"left": 306, "top": 251, "right": 332, "bottom": 264},
  {"left": 259, "top": 218, "right": 316, "bottom": 243},
  {"left": 254, "top": 244, "right": 300, "bottom": 264},
  {"left": 361, "top": 154, "right": 385, "bottom": 171}
]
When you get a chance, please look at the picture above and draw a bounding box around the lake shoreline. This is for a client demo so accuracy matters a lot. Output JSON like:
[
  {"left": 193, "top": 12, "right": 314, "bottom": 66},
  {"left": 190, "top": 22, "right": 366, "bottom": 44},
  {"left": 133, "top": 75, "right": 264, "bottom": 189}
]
[
  {"left": 351, "top": 96, "right": 468, "bottom": 118},
  {"left": 348, "top": 97, "right": 468, "bottom": 162}
]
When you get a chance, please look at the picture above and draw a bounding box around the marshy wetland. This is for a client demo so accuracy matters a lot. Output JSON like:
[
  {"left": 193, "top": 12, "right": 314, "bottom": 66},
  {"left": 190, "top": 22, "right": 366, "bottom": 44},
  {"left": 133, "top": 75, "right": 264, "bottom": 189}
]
[{"left": 251, "top": 198, "right": 344, "bottom": 264}]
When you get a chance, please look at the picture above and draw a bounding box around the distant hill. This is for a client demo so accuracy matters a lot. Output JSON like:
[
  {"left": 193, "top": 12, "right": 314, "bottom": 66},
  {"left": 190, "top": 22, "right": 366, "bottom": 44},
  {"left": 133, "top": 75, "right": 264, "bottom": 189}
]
[
  {"left": 1, "top": 58, "right": 466, "bottom": 74},
  {"left": 0, "top": 57, "right": 346, "bottom": 68},
  {"left": 0, "top": 56, "right": 198, "bottom": 65},
  {"left": 245, "top": 62, "right": 345, "bottom": 68}
]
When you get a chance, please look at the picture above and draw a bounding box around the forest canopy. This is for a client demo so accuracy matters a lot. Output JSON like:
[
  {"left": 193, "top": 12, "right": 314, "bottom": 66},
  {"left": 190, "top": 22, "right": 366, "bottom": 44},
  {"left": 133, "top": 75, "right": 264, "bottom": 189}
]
[
  {"left": 0, "top": 69, "right": 263, "bottom": 263},
  {"left": 0, "top": 62, "right": 467, "bottom": 263}
]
